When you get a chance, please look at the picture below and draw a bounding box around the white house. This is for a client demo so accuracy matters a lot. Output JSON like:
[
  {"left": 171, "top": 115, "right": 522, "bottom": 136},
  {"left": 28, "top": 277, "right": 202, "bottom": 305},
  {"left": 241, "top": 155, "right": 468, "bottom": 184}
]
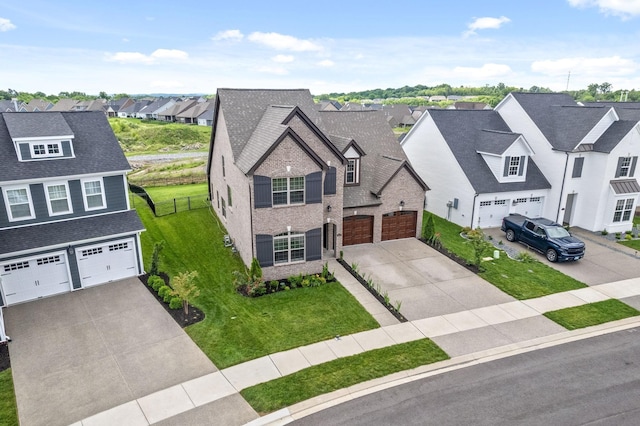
[{"left": 402, "top": 92, "right": 640, "bottom": 232}]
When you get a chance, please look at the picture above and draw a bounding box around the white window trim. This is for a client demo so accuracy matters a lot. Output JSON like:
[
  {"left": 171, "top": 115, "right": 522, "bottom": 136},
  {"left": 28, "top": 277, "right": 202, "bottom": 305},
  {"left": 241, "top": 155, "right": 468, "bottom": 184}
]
[
  {"left": 2, "top": 185, "right": 36, "bottom": 222},
  {"left": 44, "top": 181, "right": 73, "bottom": 216},
  {"left": 507, "top": 156, "right": 521, "bottom": 176},
  {"left": 345, "top": 158, "right": 360, "bottom": 184},
  {"left": 29, "top": 141, "right": 63, "bottom": 158},
  {"left": 613, "top": 197, "right": 635, "bottom": 223},
  {"left": 80, "top": 177, "right": 106, "bottom": 211},
  {"left": 273, "top": 231, "right": 305, "bottom": 265},
  {"left": 619, "top": 157, "right": 632, "bottom": 178},
  {"left": 272, "top": 176, "right": 305, "bottom": 206}
]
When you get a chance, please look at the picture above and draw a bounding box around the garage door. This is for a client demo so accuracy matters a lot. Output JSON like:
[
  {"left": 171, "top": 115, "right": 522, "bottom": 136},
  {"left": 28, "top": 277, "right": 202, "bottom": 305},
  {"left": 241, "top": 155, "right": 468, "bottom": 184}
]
[
  {"left": 343, "top": 215, "right": 374, "bottom": 246},
  {"left": 382, "top": 211, "right": 417, "bottom": 241},
  {"left": 478, "top": 199, "right": 510, "bottom": 228},
  {"left": 1, "top": 252, "right": 71, "bottom": 305},
  {"left": 513, "top": 196, "right": 544, "bottom": 218},
  {"left": 77, "top": 239, "right": 138, "bottom": 288}
]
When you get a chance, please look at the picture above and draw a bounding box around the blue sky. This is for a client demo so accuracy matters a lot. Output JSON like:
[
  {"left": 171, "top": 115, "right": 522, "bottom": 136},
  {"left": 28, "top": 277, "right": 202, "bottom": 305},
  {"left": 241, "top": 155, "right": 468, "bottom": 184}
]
[{"left": 1, "top": 0, "right": 639, "bottom": 96}]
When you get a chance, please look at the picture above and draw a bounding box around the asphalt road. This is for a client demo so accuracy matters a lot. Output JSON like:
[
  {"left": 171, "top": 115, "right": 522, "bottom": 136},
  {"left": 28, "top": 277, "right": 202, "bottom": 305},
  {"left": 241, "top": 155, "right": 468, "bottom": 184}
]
[{"left": 293, "top": 328, "right": 640, "bottom": 425}]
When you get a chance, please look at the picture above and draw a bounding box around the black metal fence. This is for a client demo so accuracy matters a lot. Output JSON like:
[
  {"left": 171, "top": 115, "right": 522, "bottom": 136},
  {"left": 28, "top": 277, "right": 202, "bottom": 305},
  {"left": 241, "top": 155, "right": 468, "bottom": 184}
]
[{"left": 129, "top": 183, "right": 209, "bottom": 216}]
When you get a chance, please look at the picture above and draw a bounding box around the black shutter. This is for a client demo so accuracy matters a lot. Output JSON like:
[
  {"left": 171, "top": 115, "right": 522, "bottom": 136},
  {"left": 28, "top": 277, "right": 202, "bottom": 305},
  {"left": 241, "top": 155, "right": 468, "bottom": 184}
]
[
  {"left": 324, "top": 167, "right": 336, "bottom": 195},
  {"left": 630, "top": 157, "right": 638, "bottom": 177},
  {"left": 503, "top": 156, "right": 510, "bottom": 177},
  {"left": 572, "top": 157, "right": 584, "bottom": 178},
  {"left": 255, "top": 234, "right": 273, "bottom": 267},
  {"left": 306, "top": 171, "right": 322, "bottom": 204},
  {"left": 615, "top": 157, "right": 624, "bottom": 178},
  {"left": 305, "top": 228, "right": 321, "bottom": 261},
  {"left": 518, "top": 156, "right": 525, "bottom": 176},
  {"left": 253, "top": 175, "right": 272, "bottom": 208}
]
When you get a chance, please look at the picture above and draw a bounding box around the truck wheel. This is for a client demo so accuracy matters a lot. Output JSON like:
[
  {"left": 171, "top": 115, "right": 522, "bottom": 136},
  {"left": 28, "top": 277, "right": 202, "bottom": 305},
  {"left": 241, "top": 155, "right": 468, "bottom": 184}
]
[
  {"left": 506, "top": 229, "right": 516, "bottom": 242},
  {"left": 546, "top": 249, "right": 558, "bottom": 262}
]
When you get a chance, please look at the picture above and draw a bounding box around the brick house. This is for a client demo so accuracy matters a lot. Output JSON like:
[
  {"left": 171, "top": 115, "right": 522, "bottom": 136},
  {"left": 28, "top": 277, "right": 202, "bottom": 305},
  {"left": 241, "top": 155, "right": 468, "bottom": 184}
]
[{"left": 207, "top": 89, "right": 427, "bottom": 280}]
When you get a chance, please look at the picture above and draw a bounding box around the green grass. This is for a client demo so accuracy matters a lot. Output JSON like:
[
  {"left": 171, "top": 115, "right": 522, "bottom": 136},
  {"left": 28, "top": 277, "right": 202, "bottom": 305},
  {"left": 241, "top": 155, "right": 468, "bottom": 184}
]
[
  {"left": 0, "top": 369, "right": 18, "bottom": 426},
  {"left": 427, "top": 212, "right": 587, "bottom": 299},
  {"left": 109, "top": 118, "right": 211, "bottom": 153},
  {"left": 619, "top": 239, "right": 640, "bottom": 250},
  {"left": 544, "top": 299, "right": 640, "bottom": 330},
  {"left": 144, "top": 183, "right": 208, "bottom": 201},
  {"left": 136, "top": 200, "right": 379, "bottom": 368},
  {"left": 241, "top": 339, "right": 449, "bottom": 414}
]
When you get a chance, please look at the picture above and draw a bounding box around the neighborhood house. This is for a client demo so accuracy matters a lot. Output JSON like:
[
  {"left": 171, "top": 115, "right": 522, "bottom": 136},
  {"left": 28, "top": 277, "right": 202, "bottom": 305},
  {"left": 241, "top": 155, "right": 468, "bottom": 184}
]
[
  {"left": 207, "top": 89, "right": 427, "bottom": 280},
  {"left": 402, "top": 92, "right": 640, "bottom": 233},
  {"left": 0, "top": 111, "right": 145, "bottom": 342}
]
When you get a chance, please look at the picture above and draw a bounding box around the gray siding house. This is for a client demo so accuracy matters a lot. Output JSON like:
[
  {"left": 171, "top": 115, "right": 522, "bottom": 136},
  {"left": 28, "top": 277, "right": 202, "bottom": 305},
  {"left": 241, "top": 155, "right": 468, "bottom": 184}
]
[
  {"left": 0, "top": 111, "right": 145, "bottom": 341},
  {"left": 207, "top": 89, "right": 427, "bottom": 280}
]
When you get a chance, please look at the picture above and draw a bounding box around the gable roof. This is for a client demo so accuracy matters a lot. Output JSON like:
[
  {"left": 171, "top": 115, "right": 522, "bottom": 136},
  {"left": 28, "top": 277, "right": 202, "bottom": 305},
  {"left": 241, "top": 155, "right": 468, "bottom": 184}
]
[
  {"left": 177, "top": 102, "right": 213, "bottom": 119},
  {"left": 426, "top": 109, "right": 550, "bottom": 194},
  {"left": 0, "top": 111, "right": 130, "bottom": 182},
  {"left": 50, "top": 99, "right": 80, "bottom": 111},
  {"left": 319, "top": 110, "right": 427, "bottom": 207},
  {"left": 476, "top": 130, "right": 523, "bottom": 155}
]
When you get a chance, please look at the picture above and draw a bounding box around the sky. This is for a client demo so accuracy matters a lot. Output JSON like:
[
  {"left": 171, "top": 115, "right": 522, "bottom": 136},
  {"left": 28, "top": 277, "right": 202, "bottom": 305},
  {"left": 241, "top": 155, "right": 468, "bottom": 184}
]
[{"left": 1, "top": 0, "right": 640, "bottom": 96}]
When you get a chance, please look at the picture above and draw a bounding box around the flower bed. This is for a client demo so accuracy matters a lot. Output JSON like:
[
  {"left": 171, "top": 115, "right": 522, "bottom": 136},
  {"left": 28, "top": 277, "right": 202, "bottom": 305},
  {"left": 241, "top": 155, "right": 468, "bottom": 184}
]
[{"left": 140, "top": 273, "right": 205, "bottom": 327}]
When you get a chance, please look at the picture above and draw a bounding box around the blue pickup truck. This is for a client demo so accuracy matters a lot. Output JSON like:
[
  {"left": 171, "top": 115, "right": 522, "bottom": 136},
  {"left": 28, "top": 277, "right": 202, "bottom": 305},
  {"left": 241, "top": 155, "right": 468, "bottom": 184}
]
[{"left": 501, "top": 214, "right": 585, "bottom": 262}]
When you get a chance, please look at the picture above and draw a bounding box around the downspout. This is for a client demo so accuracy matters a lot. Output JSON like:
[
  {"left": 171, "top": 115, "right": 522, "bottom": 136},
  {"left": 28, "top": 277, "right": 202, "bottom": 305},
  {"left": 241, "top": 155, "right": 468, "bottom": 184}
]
[
  {"left": 249, "top": 181, "right": 254, "bottom": 260},
  {"left": 556, "top": 151, "right": 570, "bottom": 223},
  {"left": 470, "top": 193, "right": 478, "bottom": 229}
]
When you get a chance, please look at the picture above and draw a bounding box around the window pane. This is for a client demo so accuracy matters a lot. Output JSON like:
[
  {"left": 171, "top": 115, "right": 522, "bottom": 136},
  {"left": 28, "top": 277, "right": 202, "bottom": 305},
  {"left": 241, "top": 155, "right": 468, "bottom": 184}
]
[
  {"left": 613, "top": 211, "right": 622, "bottom": 222},
  {"left": 290, "top": 190, "right": 304, "bottom": 204},
  {"left": 623, "top": 210, "right": 632, "bottom": 221},
  {"left": 274, "top": 238, "right": 288, "bottom": 251},
  {"left": 291, "top": 249, "right": 304, "bottom": 261},
  {"left": 290, "top": 236, "right": 304, "bottom": 249},
  {"left": 51, "top": 199, "right": 69, "bottom": 213},
  {"left": 7, "top": 189, "right": 28, "bottom": 204},
  {"left": 47, "top": 144, "right": 60, "bottom": 154},
  {"left": 87, "top": 194, "right": 103, "bottom": 208},
  {"left": 10, "top": 204, "right": 31, "bottom": 218},
  {"left": 274, "top": 252, "right": 288, "bottom": 264},
  {"left": 33, "top": 145, "right": 45, "bottom": 155},
  {"left": 290, "top": 177, "right": 304, "bottom": 190},
  {"left": 272, "top": 178, "right": 287, "bottom": 192},
  {"left": 48, "top": 185, "right": 67, "bottom": 200},
  {"left": 625, "top": 199, "right": 634, "bottom": 209},
  {"left": 84, "top": 181, "right": 101, "bottom": 195},
  {"left": 273, "top": 192, "right": 287, "bottom": 205}
]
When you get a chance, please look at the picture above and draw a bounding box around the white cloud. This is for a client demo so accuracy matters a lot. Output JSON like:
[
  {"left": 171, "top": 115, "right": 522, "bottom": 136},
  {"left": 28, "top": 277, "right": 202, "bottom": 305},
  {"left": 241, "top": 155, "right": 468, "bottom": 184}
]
[
  {"left": 452, "top": 63, "right": 513, "bottom": 79},
  {"left": 212, "top": 29, "right": 244, "bottom": 41},
  {"left": 531, "top": 56, "right": 637, "bottom": 76},
  {"left": 256, "top": 65, "right": 289, "bottom": 75},
  {"left": 247, "top": 32, "right": 323, "bottom": 52},
  {"left": 465, "top": 16, "right": 510, "bottom": 36},
  {"left": 122, "top": 38, "right": 130, "bottom": 43},
  {"left": 150, "top": 80, "right": 184, "bottom": 89},
  {"left": 0, "top": 17, "right": 16, "bottom": 32},
  {"left": 318, "top": 59, "right": 335, "bottom": 67},
  {"left": 272, "top": 54, "right": 294, "bottom": 63},
  {"left": 105, "top": 49, "right": 188, "bottom": 64},
  {"left": 567, "top": 0, "right": 640, "bottom": 18}
]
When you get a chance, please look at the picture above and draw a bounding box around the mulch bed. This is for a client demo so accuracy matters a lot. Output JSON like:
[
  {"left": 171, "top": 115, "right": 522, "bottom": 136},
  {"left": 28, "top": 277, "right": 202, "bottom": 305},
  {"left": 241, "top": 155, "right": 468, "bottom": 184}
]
[
  {"left": 140, "top": 273, "right": 205, "bottom": 328},
  {"left": 0, "top": 343, "right": 9, "bottom": 372}
]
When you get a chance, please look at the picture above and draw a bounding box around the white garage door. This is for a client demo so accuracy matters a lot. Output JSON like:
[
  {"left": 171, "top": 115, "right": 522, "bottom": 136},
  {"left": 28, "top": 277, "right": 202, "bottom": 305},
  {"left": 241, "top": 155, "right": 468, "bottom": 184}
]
[
  {"left": 77, "top": 239, "right": 138, "bottom": 288},
  {"left": 478, "top": 199, "right": 510, "bottom": 228},
  {"left": 1, "top": 252, "right": 71, "bottom": 305},
  {"left": 513, "top": 196, "right": 544, "bottom": 218}
]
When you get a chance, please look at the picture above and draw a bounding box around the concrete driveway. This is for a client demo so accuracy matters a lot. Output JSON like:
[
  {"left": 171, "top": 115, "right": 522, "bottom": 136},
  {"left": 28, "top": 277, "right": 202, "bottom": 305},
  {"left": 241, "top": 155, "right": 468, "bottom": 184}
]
[
  {"left": 342, "top": 239, "right": 515, "bottom": 321},
  {"left": 484, "top": 227, "right": 640, "bottom": 285},
  {"left": 4, "top": 278, "right": 255, "bottom": 426}
]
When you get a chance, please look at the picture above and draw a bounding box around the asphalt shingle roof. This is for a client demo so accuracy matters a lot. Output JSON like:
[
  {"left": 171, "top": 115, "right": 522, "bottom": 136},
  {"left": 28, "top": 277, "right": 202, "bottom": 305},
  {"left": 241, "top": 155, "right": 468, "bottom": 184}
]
[
  {"left": 0, "top": 210, "right": 144, "bottom": 255},
  {"left": 0, "top": 111, "right": 131, "bottom": 182},
  {"left": 427, "top": 109, "right": 551, "bottom": 194}
]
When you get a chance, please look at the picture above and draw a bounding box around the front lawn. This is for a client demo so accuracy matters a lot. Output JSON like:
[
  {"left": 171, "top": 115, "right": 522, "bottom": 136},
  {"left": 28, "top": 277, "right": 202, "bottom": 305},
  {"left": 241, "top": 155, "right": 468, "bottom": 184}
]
[
  {"left": 427, "top": 213, "right": 587, "bottom": 299},
  {"left": 0, "top": 369, "right": 18, "bottom": 426},
  {"left": 544, "top": 299, "right": 640, "bottom": 330},
  {"left": 136, "top": 200, "right": 379, "bottom": 368},
  {"left": 619, "top": 239, "right": 640, "bottom": 251},
  {"left": 139, "top": 183, "right": 208, "bottom": 201},
  {"left": 241, "top": 339, "right": 448, "bottom": 414}
]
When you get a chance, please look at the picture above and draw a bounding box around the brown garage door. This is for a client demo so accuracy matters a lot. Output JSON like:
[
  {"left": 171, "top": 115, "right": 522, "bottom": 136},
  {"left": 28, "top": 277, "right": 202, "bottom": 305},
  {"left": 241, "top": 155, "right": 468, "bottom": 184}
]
[
  {"left": 382, "top": 211, "right": 417, "bottom": 241},
  {"left": 343, "top": 215, "right": 374, "bottom": 246}
]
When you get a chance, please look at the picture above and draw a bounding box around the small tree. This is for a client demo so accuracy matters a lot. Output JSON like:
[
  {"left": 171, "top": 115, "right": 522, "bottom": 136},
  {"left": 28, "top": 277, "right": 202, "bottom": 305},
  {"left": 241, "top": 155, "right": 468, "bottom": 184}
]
[
  {"left": 422, "top": 213, "right": 436, "bottom": 242},
  {"left": 171, "top": 271, "right": 200, "bottom": 316},
  {"left": 149, "top": 241, "right": 164, "bottom": 276},
  {"left": 465, "top": 227, "right": 492, "bottom": 269},
  {"left": 249, "top": 258, "right": 263, "bottom": 282}
]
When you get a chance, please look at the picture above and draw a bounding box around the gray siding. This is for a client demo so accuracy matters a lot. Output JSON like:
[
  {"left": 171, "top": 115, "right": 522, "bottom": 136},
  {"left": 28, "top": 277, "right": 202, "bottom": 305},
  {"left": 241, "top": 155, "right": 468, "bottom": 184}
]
[
  {"left": 17, "top": 140, "right": 73, "bottom": 161},
  {"left": 0, "top": 174, "right": 129, "bottom": 228}
]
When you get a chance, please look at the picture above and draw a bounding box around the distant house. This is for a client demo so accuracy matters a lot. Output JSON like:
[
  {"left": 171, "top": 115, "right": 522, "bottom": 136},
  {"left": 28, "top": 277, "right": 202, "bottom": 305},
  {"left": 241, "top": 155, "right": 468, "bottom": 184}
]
[
  {"left": 197, "top": 109, "right": 214, "bottom": 126},
  {"left": 50, "top": 99, "right": 80, "bottom": 112},
  {"left": 0, "top": 111, "right": 145, "bottom": 341},
  {"left": 20, "top": 99, "right": 54, "bottom": 112},
  {"left": 428, "top": 96, "right": 447, "bottom": 103},
  {"left": 118, "top": 100, "right": 152, "bottom": 118},
  {"left": 382, "top": 104, "right": 415, "bottom": 128},
  {"left": 136, "top": 98, "right": 175, "bottom": 120},
  {"left": 448, "top": 101, "right": 491, "bottom": 110},
  {"left": 317, "top": 100, "right": 342, "bottom": 111},
  {"left": 106, "top": 98, "right": 135, "bottom": 118},
  {"left": 157, "top": 100, "right": 197, "bottom": 122},
  {"left": 176, "top": 102, "right": 213, "bottom": 124},
  {"left": 0, "top": 100, "right": 19, "bottom": 112}
]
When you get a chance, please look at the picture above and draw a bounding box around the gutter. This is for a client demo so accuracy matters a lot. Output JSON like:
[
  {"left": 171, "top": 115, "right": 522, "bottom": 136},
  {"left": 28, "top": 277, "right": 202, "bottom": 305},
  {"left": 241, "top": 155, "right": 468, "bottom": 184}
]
[
  {"left": 470, "top": 193, "right": 478, "bottom": 228},
  {"left": 556, "top": 151, "right": 569, "bottom": 223}
]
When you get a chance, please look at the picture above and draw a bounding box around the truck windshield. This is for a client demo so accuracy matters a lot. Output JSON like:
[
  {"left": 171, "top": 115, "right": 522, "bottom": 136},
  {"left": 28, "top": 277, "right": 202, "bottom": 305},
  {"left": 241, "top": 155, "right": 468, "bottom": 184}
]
[{"left": 546, "top": 227, "right": 570, "bottom": 238}]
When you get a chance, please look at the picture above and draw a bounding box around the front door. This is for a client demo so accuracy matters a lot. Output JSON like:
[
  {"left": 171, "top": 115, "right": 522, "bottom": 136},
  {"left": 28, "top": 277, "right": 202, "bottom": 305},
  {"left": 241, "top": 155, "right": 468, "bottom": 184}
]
[{"left": 563, "top": 193, "right": 577, "bottom": 225}]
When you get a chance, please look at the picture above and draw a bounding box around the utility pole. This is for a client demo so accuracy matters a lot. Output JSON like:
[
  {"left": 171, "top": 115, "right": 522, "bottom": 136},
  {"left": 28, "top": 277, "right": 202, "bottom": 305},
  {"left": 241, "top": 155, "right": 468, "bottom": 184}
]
[{"left": 566, "top": 71, "right": 571, "bottom": 91}]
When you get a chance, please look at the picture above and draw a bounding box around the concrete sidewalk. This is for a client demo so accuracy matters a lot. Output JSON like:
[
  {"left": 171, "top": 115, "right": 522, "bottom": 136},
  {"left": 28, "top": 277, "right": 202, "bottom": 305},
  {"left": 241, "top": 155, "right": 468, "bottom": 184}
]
[{"left": 75, "top": 277, "right": 640, "bottom": 425}]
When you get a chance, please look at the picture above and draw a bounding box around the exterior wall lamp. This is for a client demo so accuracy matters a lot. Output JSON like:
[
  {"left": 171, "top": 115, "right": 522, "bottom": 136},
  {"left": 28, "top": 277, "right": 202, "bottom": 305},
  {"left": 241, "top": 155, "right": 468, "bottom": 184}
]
[{"left": 327, "top": 205, "right": 332, "bottom": 212}]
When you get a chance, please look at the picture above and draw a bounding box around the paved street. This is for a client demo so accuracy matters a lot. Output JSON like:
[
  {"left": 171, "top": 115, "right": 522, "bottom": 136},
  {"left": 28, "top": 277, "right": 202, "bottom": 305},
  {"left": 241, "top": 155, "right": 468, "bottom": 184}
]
[{"left": 292, "top": 327, "right": 640, "bottom": 425}]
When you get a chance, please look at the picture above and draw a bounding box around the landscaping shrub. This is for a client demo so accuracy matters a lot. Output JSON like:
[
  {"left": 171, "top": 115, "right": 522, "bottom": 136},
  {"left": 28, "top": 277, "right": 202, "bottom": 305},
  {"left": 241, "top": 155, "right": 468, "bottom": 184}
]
[
  {"left": 288, "top": 273, "right": 303, "bottom": 289},
  {"left": 158, "top": 285, "right": 172, "bottom": 299},
  {"left": 147, "top": 275, "right": 164, "bottom": 289},
  {"left": 150, "top": 241, "right": 164, "bottom": 276},
  {"left": 169, "top": 297, "right": 183, "bottom": 310}
]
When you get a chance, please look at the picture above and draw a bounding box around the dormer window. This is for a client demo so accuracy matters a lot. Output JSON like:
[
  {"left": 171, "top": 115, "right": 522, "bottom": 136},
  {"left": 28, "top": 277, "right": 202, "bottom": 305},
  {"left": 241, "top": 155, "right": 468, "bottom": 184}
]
[
  {"left": 346, "top": 159, "right": 360, "bottom": 184},
  {"left": 503, "top": 155, "right": 525, "bottom": 178},
  {"left": 508, "top": 156, "right": 521, "bottom": 176},
  {"left": 30, "top": 141, "right": 64, "bottom": 158}
]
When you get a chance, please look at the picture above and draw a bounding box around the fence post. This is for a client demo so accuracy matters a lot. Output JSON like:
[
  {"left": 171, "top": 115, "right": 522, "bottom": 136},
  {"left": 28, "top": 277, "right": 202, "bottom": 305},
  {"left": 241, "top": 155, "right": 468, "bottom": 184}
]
[
  {"left": 173, "top": 198, "right": 177, "bottom": 214},
  {"left": 188, "top": 196, "right": 191, "bottom": 210}
]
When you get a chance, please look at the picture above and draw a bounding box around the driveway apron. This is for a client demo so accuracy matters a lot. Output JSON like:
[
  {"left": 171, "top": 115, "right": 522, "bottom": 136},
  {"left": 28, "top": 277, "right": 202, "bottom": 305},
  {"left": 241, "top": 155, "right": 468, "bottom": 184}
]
[
  {"left": 3, "top": 278, "right": 233, "bottom": 426},
  {"left": 342, "top": 239, "right": 515, "bottom": 321}
]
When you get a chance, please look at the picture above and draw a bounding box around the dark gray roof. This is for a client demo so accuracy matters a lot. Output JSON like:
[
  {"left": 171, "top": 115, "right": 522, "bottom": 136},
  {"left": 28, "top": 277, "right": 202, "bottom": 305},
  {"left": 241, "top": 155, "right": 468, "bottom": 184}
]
[
  {"left": 610, "top": 179, "right": 640, "bottom": 194},
  {"left": 319, "top": 110, "right": 427, "bottom": 208},
  {"left": 216, "top": 89, "right": 318, "bottom": 160},
  {"left": 476, "top": 130, "right": 521, "bottom": 155},
  {"left": 198, "top": 109, "right": 214, "bottom": 121},
  {"left": 427, "top": 109, "right": 551, "bottom": 194},
  {"left": 593, "top": 120, "right": 639, "bottom": 153},
  {"left": 4, "top": 112, "right": 73, "bottom": 138},
  {"left": 0, "top": 111, "right": 131, "bottom": 182},
  {"left": 0, "top": 210, "right": 144, "bottom": 256}
]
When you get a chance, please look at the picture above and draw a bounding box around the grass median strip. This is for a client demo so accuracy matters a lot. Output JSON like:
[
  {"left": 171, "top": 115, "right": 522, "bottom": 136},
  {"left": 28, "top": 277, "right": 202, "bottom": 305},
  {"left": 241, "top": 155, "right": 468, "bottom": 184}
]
[
  {"left": 428, "top": 213, "right": 587, "bottom": 299},
  {"left": 0, "top": 369, "right": 18, "bottom": 426},
  {"left": 240, "top": 339, "right": 449, "bottom": 414},
  {"left": 544, "top": 299, "right": 640, "bottom": 330}
]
